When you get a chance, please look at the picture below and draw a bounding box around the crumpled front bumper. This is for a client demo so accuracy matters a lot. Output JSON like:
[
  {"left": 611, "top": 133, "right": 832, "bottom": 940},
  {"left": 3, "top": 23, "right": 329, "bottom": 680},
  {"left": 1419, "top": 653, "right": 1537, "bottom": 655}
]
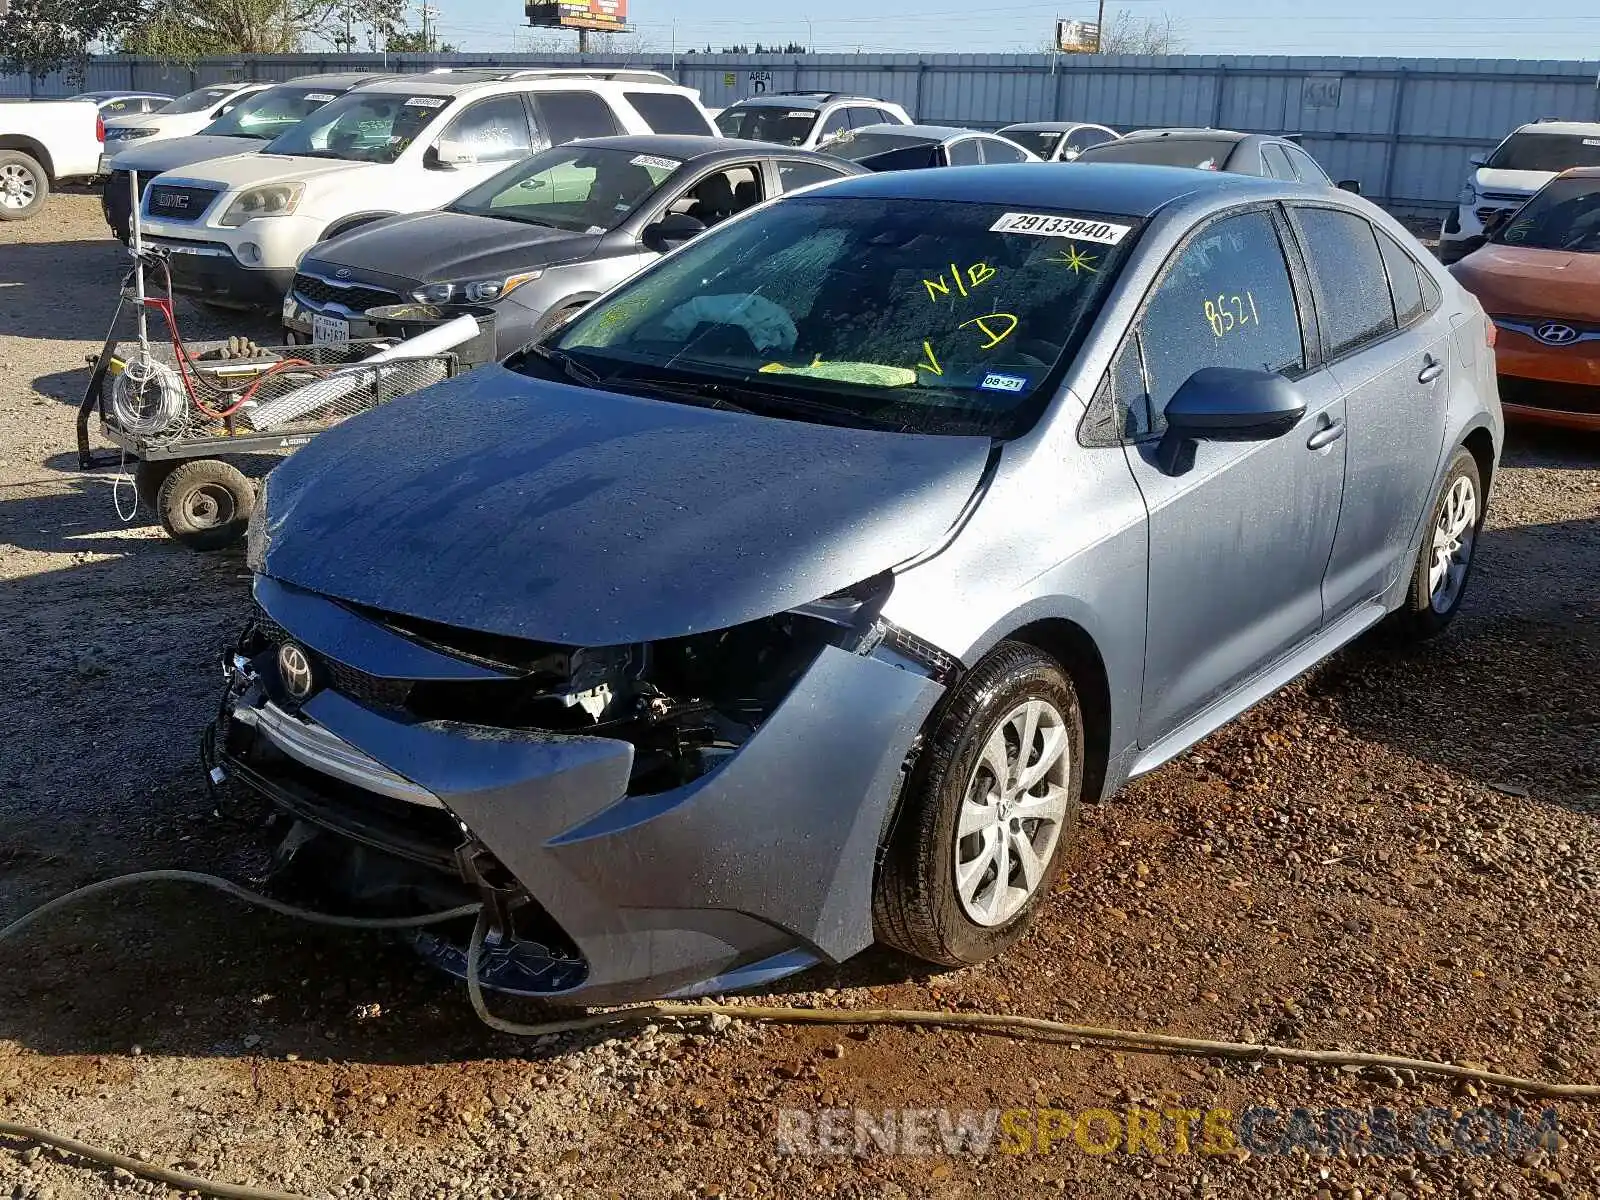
[{"left": 220, "top": 578, "right": 946, "bottom": 1005}]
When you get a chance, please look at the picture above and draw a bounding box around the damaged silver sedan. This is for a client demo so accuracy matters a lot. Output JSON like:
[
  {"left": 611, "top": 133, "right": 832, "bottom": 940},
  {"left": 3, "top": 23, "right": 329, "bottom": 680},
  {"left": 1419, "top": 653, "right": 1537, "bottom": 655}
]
[{"left": 220, "top": 164, "right": 1501, "bottom": 1003}]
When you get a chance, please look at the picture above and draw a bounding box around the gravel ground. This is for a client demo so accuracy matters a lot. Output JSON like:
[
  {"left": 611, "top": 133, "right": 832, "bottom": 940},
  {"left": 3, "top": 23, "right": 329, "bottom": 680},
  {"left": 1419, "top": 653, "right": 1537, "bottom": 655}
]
[{"left": 2, "top": 194, "right": 1598, "bottom": 1200}]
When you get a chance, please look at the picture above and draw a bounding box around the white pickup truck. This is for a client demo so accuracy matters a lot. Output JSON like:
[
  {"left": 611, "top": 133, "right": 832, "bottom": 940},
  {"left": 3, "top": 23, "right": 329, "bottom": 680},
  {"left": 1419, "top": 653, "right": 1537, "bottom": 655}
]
[{"left": 0, "top": 99, "right": 105, "bottom": 221}]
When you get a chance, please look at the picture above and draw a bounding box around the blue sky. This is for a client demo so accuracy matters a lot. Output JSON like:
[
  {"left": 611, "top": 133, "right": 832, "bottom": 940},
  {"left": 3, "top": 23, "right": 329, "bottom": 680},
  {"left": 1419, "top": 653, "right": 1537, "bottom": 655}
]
[{"left": 427, "top": 0, "right": 1600, "bottom": 58}]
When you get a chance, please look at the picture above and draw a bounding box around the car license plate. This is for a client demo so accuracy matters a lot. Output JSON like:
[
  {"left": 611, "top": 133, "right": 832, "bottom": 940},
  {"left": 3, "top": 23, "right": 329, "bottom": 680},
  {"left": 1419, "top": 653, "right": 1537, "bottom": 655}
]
[{"left": 312, "top": 314, "right": 349, "bottom": 346}]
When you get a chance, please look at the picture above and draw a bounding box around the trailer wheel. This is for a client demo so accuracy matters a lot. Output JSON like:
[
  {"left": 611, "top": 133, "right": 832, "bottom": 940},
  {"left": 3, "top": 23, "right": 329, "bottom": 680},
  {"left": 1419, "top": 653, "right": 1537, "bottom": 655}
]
[
  {"left": 0, "top": 151, "right": 48, "bottom": 222},
  {"left": 133, "top": 459, "right": 180, "bottom": 510},
  {"left": 157, "top": 459, "right": 255, "bottom": 551}
]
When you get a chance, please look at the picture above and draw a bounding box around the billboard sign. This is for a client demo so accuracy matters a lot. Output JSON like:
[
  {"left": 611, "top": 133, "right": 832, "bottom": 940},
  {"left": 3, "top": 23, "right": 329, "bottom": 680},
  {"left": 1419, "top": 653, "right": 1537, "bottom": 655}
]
[
  {"left": 526, "top": 0, "right": 629, "bottom": 32},
  {"left": 1055, "top": 19, "right": 1101, "bottom": 53}
]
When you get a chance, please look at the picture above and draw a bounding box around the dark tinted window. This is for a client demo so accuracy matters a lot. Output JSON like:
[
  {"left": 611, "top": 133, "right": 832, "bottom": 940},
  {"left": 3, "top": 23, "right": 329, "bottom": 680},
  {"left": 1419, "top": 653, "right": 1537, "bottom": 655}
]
[
  {"left": 715, "top": 105, "right": 815, "bottom": 146},
  {"left": 1284, "top": 145, "right": 1331, "bottom": 184},
  {"left": 819, "top": 109, "right": 852, "bottom": 141},
  {"left": 847, "top": 106, "right": 890, "bottom": 129},
  {"left": 1006, "top": 129, "right": 1062, "bottom": 159},
  {"left": 626, "top": 91, "right": 712, "bottom": 135},
  {"left": 537, "top": 91, "right": 621, "bottom": 143},
  {"left": 1486, "top": 132, "right": 1600, "bottom": 173},
  {"left": 1291, "top": 207, "right": 1398, "bottom": 358},
  {"left": 1492, "top": 175, "right": 1600, "bottom": 253},
  {"left": 1376, "top": 228, "right": 1426, "bottom": 327},
  {"left": 777, "top": 160, "right": 850, "bottom": 191},
  {"left": 981, "top": 137, "right": 1029, "bottom": 164},
  {"left": 1138, "top": 209, "right": 1306, "bottom": 433},
  {"left": 947, "top": 138, "right": 983, "bottom": 166},
  {"left": 1261, "top": 143, "right": 1295, "bottom": 180},
  {"left": 1077, "top": 136, "right": 1235, "bottom": 171}
]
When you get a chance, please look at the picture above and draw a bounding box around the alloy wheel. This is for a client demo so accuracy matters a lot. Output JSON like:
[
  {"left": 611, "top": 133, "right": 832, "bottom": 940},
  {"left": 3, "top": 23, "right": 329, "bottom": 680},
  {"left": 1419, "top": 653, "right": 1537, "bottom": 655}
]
[
  {"left": 1428, "top": 475, "right": 1477, "bottom": 614},
  {"left": 953, "top": 698, "right": 1071, "bottom": 926},
  {"left": 0, "top": 164, "right": 37, "bottom": 209}
]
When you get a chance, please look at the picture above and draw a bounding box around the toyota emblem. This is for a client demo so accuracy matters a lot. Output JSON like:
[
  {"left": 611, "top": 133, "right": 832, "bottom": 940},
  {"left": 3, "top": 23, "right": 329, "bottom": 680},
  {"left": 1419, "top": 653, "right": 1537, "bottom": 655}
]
[
  {"left": 277, "top": 642, "right": 316, "bottom": 702},
  {"left": 1535, "top": 322, "right": 1579, "bottom": 346},
  {"left": 335, "top": 268, "right": 353, "bottom": 280}
]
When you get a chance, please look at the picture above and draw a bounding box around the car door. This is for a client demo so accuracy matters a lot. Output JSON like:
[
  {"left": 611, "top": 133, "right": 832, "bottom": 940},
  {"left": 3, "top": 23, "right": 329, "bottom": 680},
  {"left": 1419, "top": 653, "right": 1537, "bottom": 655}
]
[
  {"left": 1119, "top": 205, "right": 1347, "bottom": 744},
  {"left": 1288, "top": 205, "right": 1453, "bottom": 617},
  {"left": 425, "top": 94, "right": 539, "bottom": 204}
]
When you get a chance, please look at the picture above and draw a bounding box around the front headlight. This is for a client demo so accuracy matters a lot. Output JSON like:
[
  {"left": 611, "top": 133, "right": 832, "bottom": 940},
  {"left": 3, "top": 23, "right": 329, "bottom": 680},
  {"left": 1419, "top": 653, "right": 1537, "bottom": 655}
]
[
  {"left": 109, "top": 127, "right": 158, "bottom": 142},
  {"left": 219, "top": 183, "right": 305, "bottom": 227},
  {"left": 415, "top": 271, "right": 542, "bottom": 306},
  {"left": 1458, "top": 182, "right": 1478, "bottom": 207}
]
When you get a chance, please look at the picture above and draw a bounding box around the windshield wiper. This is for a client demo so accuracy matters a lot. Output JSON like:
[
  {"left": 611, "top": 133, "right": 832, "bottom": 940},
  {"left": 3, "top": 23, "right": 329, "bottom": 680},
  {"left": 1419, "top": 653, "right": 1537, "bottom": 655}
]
[{"left": 604, "top": 373, "right": 759, "bottom": 415}]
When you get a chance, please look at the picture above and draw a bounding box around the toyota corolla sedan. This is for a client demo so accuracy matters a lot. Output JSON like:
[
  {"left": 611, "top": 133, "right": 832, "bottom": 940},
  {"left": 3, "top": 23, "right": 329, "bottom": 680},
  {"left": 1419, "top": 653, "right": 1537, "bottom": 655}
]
[{"left": 219, "top": 164, "right": 1501, "bottom": 1004}]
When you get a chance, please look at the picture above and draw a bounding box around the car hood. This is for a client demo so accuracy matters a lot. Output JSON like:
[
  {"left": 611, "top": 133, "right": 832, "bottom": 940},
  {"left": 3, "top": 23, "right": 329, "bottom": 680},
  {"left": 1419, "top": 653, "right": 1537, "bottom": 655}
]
[
  {"left": 166, "top": 153, "right": 388, "bottom": 192},
  {"left": 1474, "top": 167, "right": 1553, "bottom": 196},
  {"left": 110, "top": 134, "right": 266, "bottom": 174},
  {"left": 258, "top": 365, "right": 992, "bottom": 646},
  {"left": 1453, "top": 244, "right": 1600, "bottom": 322},
  {"left": 311, "top": 211, "right": 602, "bottom": 284}
]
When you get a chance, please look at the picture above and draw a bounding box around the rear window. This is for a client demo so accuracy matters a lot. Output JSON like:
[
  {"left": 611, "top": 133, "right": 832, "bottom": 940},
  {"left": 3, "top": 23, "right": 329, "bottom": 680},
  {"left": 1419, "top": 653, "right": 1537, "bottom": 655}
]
[
  {"left": 626, "top": 91, "right": 711, "bottom": 135},
  {"left": 826, "top": 129, "right": 937, "bottom": 161},
  {"left": 1487, "top": 132, "right": 1600, "bottom": 174},
  {"left": 715, "top": 105, "right": 816, "bottom": 146},
  {"left": 1077, "top": 137, "right": 1235, "bottom": 171}
]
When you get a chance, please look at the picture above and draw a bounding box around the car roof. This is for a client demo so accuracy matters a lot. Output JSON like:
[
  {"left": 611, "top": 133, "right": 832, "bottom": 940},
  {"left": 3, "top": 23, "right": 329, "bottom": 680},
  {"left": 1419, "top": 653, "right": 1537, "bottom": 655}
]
[
  {"left": 563, "top": 133, "right": 838, "bottom": 161},
  {"left": 76, "top": 90, "right": 171, "bottom": 100},
  {"left": 1000, "top": 121, "right": 1107, "bottom": 132},
  {"left": 274, "top": 72, "right": 401, "bottom": 90},
  {"left": 726, "top": 93, "right": 882, "bottom": 109},
  {"left": 1121, "top": 127, "right": 1251, "bottom": 144},
  {"left": 859, "top": 123, "right": 995, "bottom": 142},
  {"left": 814, "top": 161, "right": 1285, "bottom": 216},
  {"left": 1513, "top": 120, "right": 1600, "bottom": 136},
  {"left": 349, "top": 67, "right": 683, "bottom": 96}
]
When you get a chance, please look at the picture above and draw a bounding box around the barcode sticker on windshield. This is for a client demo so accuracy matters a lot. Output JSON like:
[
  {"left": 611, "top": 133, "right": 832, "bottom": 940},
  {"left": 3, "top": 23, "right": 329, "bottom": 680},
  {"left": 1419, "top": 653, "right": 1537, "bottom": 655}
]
[
  {"left": 990, "top": 212, "right": 1132, "bottom": 244},
  {"left": 1585, "top": 138, "right": 1600, "bottom": 147},
  {"left": 631, "top": 154, "right": 681, "bottom": 170},
  {"left": 304, "top": 93, "right": 336, "bottom": 103},
  {"left": 406, "top": 96, "right": 448, "bottom": 108},
  {"left": 787, "top": 110, "right": 814, "bottom": 118}
]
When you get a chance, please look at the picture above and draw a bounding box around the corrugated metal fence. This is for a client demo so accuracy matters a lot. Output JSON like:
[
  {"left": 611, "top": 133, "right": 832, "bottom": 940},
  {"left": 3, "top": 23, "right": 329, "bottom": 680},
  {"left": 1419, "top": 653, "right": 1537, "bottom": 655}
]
[{"left": 8, "top": 52, "right": 1600, "bottom": 214}]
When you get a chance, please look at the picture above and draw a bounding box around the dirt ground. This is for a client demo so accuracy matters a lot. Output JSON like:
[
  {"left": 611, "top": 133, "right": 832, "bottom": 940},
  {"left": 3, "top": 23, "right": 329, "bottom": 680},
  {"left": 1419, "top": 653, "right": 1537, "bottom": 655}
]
[{"left": 2, "top": 193, "right": 1598, "bottom": 1200}]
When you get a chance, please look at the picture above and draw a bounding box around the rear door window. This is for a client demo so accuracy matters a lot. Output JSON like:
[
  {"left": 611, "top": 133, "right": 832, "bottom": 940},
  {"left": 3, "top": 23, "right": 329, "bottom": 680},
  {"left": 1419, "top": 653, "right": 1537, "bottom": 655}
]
[
  {"left": 777, "top": 159, "right": 851, "bottom": 192},
  {"left": 626, "top": 91, "right": 712, "bottom": 135},
  {"left": 947, "top": 139, "right": 983, "bottom": 166},
  {"left": 537, "top": 91, "right": 621, "bottom": 143},
  {"left": 1284, "top": 145, "right": 1331, "bottom": 185},
  {"left": 1375, "top": 229, "right": 1427, "bottom": 328},
  {"left": 1261, "top": 143, "right": 1295, "bottom": 180},
  {"left": 980, "top": 137, "right": 1030, "bottom": 164},
  {"left": 1290, "top": 206, "right": 1399, "bottom": 359},
  {"left": 818, "top": 109, "right": 852, "bottom": 142},
  {"left": 1136, "top": 208, "right": 1307, "bottom": 434}
]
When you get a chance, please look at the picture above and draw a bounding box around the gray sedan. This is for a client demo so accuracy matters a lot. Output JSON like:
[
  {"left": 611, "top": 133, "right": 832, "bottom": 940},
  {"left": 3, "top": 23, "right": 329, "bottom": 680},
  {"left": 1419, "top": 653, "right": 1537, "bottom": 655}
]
[
  {"left": 283, "top": 135, "right": 866, "bottom": 357},
  {"left": 223, "top": 163, "right": 1500, "bottom": 1003}
]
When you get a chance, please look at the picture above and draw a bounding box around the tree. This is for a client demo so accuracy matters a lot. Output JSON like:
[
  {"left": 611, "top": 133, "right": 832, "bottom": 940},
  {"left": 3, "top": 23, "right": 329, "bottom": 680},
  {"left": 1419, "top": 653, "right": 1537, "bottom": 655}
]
[
  {"left": 1094, "top": 11, "right": 1183, "bottom": 55},
  {"left": 121, "top": 0, "right": 407, "bottom": 58},
  {"left": 0, "top": 0, "right": 146, "bottom": 80},
  {"left": 386, "top": 29, "right": 458, "bottom": 53}
]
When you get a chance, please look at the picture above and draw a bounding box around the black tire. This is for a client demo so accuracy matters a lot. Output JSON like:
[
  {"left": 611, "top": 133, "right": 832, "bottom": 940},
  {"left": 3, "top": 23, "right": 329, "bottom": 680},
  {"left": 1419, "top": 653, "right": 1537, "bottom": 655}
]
[
  {"left": 1391, "top": 447, "right": 1484, "bottom": 641},
  {"left": 874, "top": 640, "right": 1084, "bottom": 967},
  {"left": 133, "top": 458, "right": 180, "bottom": 510},
  {"left": 0, "top": 150, "right": 49, "bottom": 222},
  {"left": 156, "top": 459, "right": 255, "bottom": 551}
]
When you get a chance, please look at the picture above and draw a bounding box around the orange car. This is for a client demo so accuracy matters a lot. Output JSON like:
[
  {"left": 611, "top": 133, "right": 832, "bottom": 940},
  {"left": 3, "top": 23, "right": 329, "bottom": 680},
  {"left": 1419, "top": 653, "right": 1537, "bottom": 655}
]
[{"left": 1449, "top": 167, "right": 1600, "bottom": 432}]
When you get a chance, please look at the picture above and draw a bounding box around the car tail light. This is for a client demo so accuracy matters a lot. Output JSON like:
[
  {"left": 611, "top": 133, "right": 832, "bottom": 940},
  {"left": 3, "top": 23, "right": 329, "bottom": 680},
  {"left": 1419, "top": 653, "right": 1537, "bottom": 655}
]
[{"left": 96, "top": 115, "right": 105, "bottom": 143}]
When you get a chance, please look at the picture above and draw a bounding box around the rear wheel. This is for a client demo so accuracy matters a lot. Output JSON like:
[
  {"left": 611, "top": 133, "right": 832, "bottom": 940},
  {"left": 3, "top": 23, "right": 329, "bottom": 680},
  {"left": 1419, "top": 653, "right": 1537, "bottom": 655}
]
[
  {"left": 133, "top": 458, "right": 180, "bottom": 510},
  {"left": 1392, "top": 447, "right": 1483, "bottom": 640},
  {"left": 0, "top": 151, "right": 48, "bottom": 222},
  {"left": 157, "top": 459, "right": 255, "bottom": 551},
  {"left": 874, "top": 641, "right": 1083, "bottom": 967}
]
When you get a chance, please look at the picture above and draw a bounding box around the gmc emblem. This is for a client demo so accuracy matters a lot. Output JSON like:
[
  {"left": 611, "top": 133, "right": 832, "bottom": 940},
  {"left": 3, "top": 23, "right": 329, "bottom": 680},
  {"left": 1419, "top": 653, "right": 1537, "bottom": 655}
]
[{"left": 156, "top": 194, "right": 190, "bottom": 210}]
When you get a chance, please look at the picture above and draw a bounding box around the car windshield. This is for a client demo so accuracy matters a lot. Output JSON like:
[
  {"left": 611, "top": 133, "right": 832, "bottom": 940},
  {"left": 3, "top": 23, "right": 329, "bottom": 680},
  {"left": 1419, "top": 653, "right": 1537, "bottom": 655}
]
[
  {"left": 202, "top": 85, "right": 345, "bottom": 140},
  {"left": 263, "top": 91, "right": 454, "bottom": 163},
  {"left": 714, "top": 105, "right": 817, "bottom": 146},
  {"left": 1005, "top": 129, "right": 1063, "bottom": 159},
  {"left": 1076, "top": 137, "right": 1234, "bottom": 171},
  {"left": 162, "top": 86, "right": 241, "bottom": 115},
  {"left": 1487, "top": 132, "right": 1600, "bottom": 174},
  {"left": 1492, "top": 176, "right": 1600, "bottom": 253},
  {"left": 450, "top": 145, "right": 677, "bottom": 231},
  {"left": 826, "top": 129, "right": 940, "bottom": 162},
  {"left": 529, "top": 195, "right": 1142, "bottom": 437}
]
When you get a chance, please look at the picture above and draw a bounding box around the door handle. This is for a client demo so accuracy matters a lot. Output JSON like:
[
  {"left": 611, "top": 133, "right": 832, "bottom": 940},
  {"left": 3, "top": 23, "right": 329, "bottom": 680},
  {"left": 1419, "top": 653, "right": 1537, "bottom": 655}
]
[
  {"left": 1418, "top": 356, "right": 1445, "bottom": 385},
  {"left": 1307, "top": 416, "right": 1346, "bottom": 450}
]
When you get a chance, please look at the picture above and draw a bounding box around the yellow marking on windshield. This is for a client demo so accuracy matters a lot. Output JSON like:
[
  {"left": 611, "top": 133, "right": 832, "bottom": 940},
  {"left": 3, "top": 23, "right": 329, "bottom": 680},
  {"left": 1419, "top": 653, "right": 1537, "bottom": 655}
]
[
  {"left": 919, "top": 341, "right": 944, "bottom": 375},
  {"left": 960, "top": 313, "right": 1019, "bottom": 349},
  {"left": 923, "top": 261, "right": 995, "bottom": 303},
  {"left": 1052, "top": 245, "right": 1099, "bottom": 274}
]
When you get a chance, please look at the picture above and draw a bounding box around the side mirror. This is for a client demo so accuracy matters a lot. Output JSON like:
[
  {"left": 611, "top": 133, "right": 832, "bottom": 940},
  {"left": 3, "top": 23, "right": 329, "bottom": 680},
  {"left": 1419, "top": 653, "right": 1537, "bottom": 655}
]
[
  {"left": 1468, "top": 152, "right": 1487, "bottom": 168},
  {"left": 1156, "top": 367, "right": 1307, "bottom": 475},
  {"left": 427, "top": 143, "right": 475, "bottom": 171},
  {"left": 642, "top": 212, "right": 706, "bottom": 252},
  {"left": 1336, "top": 178, "right": 1362, "bottom": 194}
]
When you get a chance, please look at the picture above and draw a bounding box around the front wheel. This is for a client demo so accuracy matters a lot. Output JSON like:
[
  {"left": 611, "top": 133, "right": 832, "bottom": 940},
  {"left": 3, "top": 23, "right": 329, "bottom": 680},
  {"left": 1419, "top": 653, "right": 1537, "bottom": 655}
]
[
  {"left": 1392, "top": 447, "right": 1483, "bottom": 640},
  {"left": 874, "top": 641, "right": 1083, "bottom": 967}
]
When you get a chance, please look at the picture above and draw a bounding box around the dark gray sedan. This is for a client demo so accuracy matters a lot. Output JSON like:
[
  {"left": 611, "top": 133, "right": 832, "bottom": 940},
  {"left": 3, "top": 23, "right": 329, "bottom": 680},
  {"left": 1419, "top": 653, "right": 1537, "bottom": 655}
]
[
  {"left": 824, "top": 123, "right": 1040, "bottom": 171},
  {"left": 283, "top": 135, "right": 866, "bottom": 357}
]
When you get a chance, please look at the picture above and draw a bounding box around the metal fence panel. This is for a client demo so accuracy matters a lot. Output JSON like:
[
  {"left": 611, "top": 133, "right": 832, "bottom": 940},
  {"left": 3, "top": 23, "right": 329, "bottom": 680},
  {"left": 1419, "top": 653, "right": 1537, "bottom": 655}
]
[{"left": 5, "top": 51, "right": 1598, "bottom": 213}]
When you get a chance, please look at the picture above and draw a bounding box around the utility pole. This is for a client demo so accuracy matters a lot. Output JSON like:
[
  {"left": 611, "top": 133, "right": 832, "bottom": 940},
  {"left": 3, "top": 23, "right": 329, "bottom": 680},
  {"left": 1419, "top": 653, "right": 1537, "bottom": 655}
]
[
  {"left": 420, "top": 4, "right": 440, "bottom": 53},
  {"left": 1095, "top": 0, "right": 1105, "bottom": 51}
]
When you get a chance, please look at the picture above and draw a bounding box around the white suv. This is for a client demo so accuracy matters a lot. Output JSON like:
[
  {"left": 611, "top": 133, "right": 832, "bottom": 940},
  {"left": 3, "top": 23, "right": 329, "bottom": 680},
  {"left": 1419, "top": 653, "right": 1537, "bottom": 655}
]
[
  {"left": 1438, "top": 119, "right": 1600, "bottom": 263},
  {"left": 714, "top": 92, "right": 912, "bottom": 150},
  {"left": 136, "top": 69, "right": 715, "bottom": 307}
]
